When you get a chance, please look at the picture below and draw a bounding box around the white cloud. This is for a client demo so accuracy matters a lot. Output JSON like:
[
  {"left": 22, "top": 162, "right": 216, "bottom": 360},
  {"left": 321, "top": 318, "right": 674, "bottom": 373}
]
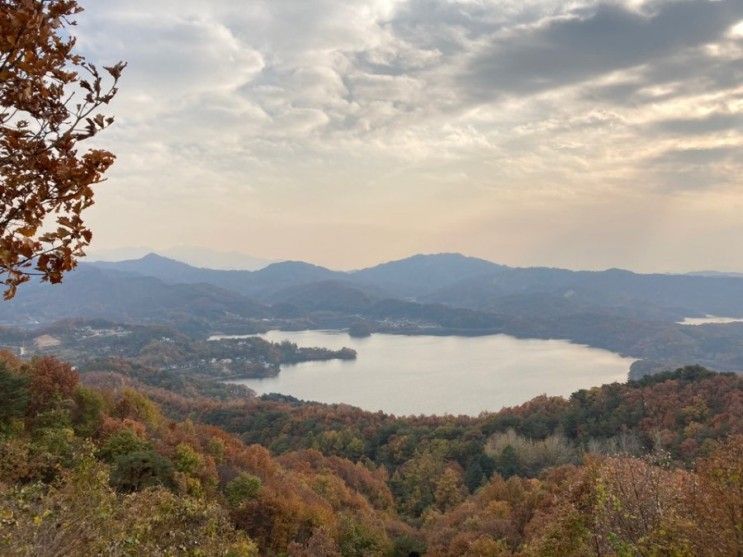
[{"left": 75, "top": 0, "right": 743, "bottom": 270}]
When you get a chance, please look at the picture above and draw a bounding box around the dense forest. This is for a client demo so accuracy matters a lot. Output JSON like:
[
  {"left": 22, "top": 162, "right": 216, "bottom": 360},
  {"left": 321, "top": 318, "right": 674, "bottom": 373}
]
[{"left": 1, "top": 350, "right": 740, "bottom": 555}]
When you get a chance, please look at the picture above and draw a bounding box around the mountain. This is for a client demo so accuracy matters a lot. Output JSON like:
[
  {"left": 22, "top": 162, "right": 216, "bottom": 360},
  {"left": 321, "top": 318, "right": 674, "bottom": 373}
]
[
  {"left": 90, "top": 252, "right": 505, "bottom": 303},
  {"left": 90, "top": 253, "right": 207, "bottom": 281},
  {"left": 89, "top": 254, "right": 347, "bottom": 301},
  {"left": 688, "top": 270, "right": 743, "bottom": 278},
  {"left": 7, "top": 253, "right": 743, "bottom": 374},
  {"left": 88, "top": 246, "right": 273, "bottom": 270},
  {"left": 248, "top": 261, "right": 347, "bottom": 298},
  {"left": 266, "top": 280, "right": 379, "bottom": 313},
  {"left": 88, "top": 252, "right": 743, "bottom": 320},
  {"left": 0, "top": 266, "right": 267, "bottom": 327},
  {"left": 350, "top": 253, "right": 505, "bottom": 298},
  {"left": 424, "top": 267, "right": 743, "bottom": 318}
]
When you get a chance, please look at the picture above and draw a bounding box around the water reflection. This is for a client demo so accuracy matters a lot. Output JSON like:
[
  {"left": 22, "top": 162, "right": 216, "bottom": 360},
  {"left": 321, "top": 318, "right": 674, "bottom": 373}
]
[{"left": 228, "top": 330, "right": 635, "bottom": 416}]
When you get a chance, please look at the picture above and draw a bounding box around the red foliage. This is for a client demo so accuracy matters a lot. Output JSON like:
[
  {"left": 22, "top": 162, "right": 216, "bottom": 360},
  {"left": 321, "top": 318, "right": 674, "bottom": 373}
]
[
  {"left": 0, "top": 0, "right": 124, "bottom": 297},
  {"left": 26, "top": 356, "right": 78, "bottom": 414}
]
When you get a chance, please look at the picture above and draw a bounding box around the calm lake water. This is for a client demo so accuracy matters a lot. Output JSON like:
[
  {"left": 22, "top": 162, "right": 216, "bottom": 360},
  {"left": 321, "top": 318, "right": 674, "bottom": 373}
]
[
  {"left": 225, "top": 330, "right": 635, "bottom": 416},
  {"left": 679, "top": 315, "right": 743, "bottom": 325}
]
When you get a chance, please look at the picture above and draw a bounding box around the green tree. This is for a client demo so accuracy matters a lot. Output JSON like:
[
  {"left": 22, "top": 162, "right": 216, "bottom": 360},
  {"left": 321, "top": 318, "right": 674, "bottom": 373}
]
[
  {"left": 0, "top": 364, "right": 28, "bottom": 427},
  {"left": 110, "top": 450, "right": 174, "bottom": 493},
  {"left": 98, "top": 429, "right": 151, "bottom": 463},
  {"left": 225, "top": 472, "right": 262, "bottom": 507},
  {"left": 72, "top": 387, "right": 106, "bottom": 437},
  {"left": 174, "top": 442, "right": 203, "bottom": 475},
  {"left": 495, "top": 445, "right": 519, "bottom": 478}
]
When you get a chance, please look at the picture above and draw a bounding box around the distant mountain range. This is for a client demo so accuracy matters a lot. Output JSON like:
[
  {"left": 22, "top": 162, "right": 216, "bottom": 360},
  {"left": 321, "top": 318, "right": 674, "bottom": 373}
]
[
  {"left": 4, "top": 252, "right": 743, "bottom": 375},
  {"left": 0, "top": 265, "right": 267, "bottom": 327},
  {"left": 85, "top": 252, "right": 743, "bottom": 319},
  {"left": 89, "top": 254, "right": 346, "bottom": 300},
  {"left": 687, "top": 271, "right": 743, "bottom": 278},
  {"left": 88, "top": 245, "right": 274, "bottom": 270},
  {"left": 353, "top": 253, "right": 506, "bottom": 298}
]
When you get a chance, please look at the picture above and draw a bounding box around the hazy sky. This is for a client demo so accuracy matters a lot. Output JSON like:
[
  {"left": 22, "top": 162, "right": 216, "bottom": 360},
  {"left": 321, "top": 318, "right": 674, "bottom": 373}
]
[{"left": 78, "top": 0, "right": 742, "bottom": 271}]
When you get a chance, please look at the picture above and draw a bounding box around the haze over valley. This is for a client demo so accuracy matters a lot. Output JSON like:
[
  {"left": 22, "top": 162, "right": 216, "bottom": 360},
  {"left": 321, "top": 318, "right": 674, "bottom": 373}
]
[{"left": 4, "top": 251, "right": 743, "bottom": 389}]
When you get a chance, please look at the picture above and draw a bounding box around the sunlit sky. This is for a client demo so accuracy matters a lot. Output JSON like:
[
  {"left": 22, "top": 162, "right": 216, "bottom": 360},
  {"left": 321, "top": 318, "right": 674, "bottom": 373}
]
[{"left": 78, "top": 0, "right": 742, "bottom": 271}]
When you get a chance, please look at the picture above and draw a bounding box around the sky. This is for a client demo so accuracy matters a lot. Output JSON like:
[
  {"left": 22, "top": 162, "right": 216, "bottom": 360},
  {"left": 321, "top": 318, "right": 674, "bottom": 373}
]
[{"left": 77, "top": 0, "right": 743, "bottom": 272}]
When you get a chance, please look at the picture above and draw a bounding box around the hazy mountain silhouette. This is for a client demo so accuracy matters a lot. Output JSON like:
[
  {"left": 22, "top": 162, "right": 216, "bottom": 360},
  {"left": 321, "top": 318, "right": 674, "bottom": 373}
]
[
  {"left": 351, "top": 253, "right": 505, "bottom": 298},
  {"left": 89, "top": 252, "right": 505, "bottom": 301},
  {"left": 6, "top": 252, "right": 743, "bottom": 374},
  {"left": 86, "top": 252, "right": 743, "bottom": 319},
  {"left": 424, "top": 266, "right": 743, "bottom": 317},
  {"left": 89, "top": 246, "right": 273, "bottom": 270},
  {"left": 0, "top": 265, "right": 267, "bottom": 326},
  {"left": 90, "top": 254, "right": 347, "bottom": 300}
]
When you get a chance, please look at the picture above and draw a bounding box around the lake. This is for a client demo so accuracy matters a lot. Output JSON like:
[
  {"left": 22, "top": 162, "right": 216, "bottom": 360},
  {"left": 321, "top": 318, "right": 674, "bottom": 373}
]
[
  {"left": 225, "top": 330, "right": 636, "bottom": 416},
  {"left": 679, "top": 315, "right": 743, "bottom": 325}
]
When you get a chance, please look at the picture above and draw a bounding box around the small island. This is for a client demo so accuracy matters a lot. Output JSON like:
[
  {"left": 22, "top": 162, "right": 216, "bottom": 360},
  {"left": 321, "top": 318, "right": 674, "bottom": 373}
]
[{"left": 278, "top": 341, "right": 357, "bottom": 363}]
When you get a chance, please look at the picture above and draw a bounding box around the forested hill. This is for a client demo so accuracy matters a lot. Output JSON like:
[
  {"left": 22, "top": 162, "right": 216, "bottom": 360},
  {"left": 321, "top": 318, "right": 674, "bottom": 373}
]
[
  {"left": 88, "top": 252, "right": 743, "bottom": 318},
  {"left": 90, "top": 253, "right": 347, "bottom": 299},
  {"left": 0, "top": 351, "right": 740, "bottom": 555},
  {"left": 0, "top": 265, "right": 269, "bottom": 326}
]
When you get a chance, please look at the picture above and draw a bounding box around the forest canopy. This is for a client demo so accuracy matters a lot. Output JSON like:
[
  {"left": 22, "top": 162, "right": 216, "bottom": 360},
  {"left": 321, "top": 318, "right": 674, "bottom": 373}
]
[{"left": 0, "top": 351, "right": 740, "bottom": 555}]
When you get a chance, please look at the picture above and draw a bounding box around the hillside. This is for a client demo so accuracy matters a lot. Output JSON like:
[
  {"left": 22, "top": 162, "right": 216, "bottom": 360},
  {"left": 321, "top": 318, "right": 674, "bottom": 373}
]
[
  {"left": 267, "top": 280, "right": 381, "bottom": 313},
  {"left": 90, "top": 254, "right": 349, "bottom": 300},
  {"left": 0, "top": 266, "right": 268, "bottom": 329},
  {"left": 90, "top": 252, "right": 743, "bottom": 321},
  {"left": 425, "top": 266, "right": 743, "bottom": 318},
  {"left": 90, "top": 246, "right": 274, "bottom": 270},
  {"left": 0, "top": 350, "right": 740, "bottom": 556},
  {"left": 351, "top": 253, "right": 505, "bottom": 298}
]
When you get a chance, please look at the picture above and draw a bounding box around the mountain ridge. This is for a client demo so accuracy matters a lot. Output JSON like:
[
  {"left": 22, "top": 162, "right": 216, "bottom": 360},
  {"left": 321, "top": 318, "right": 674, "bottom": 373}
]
[{"left": 87, "top": 252, "right": 743, "bottom": 318}]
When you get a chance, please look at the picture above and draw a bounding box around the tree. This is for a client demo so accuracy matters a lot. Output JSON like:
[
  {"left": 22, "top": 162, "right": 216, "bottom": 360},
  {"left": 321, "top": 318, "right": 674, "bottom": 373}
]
[
  {"left": 494, "top": 444, "right": 519, "bottom": 478},
  {"left": 0, "top": 0, "right": 124, "bottom": 298},
  {"left": 27, "top": 355, "right": 78, "bottom": 415},
  {"left": 98, "top": 428, "right": 150, "bottom": 463},
  {"left": 691, "top": 436, "right": 743, "bottom": 555},
  {"left": 0, "top": 456, "right": 258, "bottom": 555},
  {"left": 434, "top": 466, "right": 467, "bottom": 512},
  {"left": 225, "top": 472, "right": 262, "bottom": 507},
  {"left": 110, "top": 450, "right": 175, "bottom": 493},
  {"left": 0, "top": 362, "right": 28, "bottom": 425}
]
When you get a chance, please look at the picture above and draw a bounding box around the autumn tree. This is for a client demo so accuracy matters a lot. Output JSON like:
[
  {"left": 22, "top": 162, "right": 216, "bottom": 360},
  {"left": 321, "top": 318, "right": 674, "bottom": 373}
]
[
  {"left": 0, "top": 0, "right": 124, "bottom": 298},
  {"left": 0, "top": 362, "right": 28, "bottom": 425},
  {"left": 26, "top": 355, "right": 78, "bottom": 415},
  {"left": 690, "top": 436, "right": 743, "bottom": 555}
]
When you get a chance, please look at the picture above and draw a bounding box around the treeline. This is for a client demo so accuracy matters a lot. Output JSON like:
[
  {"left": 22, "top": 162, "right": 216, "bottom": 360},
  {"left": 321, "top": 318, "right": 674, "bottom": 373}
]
[
  {"left": 2, "top": 321, "right": 356, "bottom": 380},
  {"left": 0, "top": 352, "right": 409, "bottom": 555},
  {"left": 1, "top": 353, "right": 741, "bottom": 555},
  {"left": 183, "top": 366, "right": 741, "bottom": 480}
]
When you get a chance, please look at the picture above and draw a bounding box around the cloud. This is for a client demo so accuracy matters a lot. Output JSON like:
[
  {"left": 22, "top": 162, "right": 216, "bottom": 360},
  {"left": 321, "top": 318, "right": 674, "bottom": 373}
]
[
  {"left": 70, "top": 0, "right": 743, "bottom": 270},
  {"left": 651, "top": 113, "right": 743, "bottom": 136},
  {"left": 464, "top": 0, "right": 743, "bottom": 98},
  {"left": 650, "top": 145, "right": 740, "bottom": 166}
]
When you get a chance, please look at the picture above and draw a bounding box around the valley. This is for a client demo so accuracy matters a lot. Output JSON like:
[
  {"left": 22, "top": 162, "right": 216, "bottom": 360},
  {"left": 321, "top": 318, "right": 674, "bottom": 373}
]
[
  {"left": 2, "top": 252, "right": 743, "bottom": 382},
  {"left": 2, "top": 4, "right": 741, "bottom": 554}
]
